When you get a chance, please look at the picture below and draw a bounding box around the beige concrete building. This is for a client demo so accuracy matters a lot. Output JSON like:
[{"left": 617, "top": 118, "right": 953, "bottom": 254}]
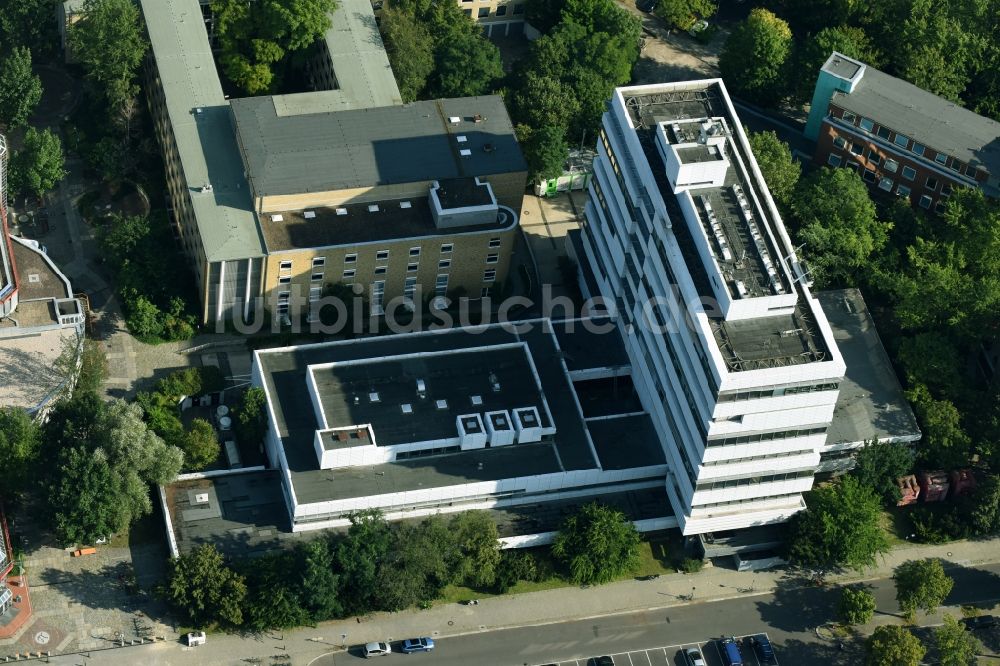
[{"left": 141, "top": 0, "right": 526, "bottom": 325}]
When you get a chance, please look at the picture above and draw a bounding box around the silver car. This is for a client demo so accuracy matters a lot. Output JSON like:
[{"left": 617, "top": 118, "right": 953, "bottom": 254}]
[{"left": 685, "top": 647, "right": 707, "bottom": 666}]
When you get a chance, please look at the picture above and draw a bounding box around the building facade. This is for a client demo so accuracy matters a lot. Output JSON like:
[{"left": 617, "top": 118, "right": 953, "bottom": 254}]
[
  {"left": 578, "top": 81, "right": 846, "bottom": 534},
  {"left": 806, "top": 52, "right": 1000, "bottom": 213}
]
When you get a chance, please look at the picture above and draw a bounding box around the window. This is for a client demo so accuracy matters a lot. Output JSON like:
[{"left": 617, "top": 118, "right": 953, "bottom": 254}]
[
  {"left": 438, "top": 259, "right": 451, "bottom": 269},
  {"left": 827, "top": 153, "right": 842, "bottom": 167},
  {"left": 850, "top": 143, "right": 863, "bottom": 155},
  {"left": 859, "top": 117, "right": 874, "bottom": 131},
  {"left": 495, "top": 4, "right": 507, "bottom": 15},
  {"left": 911, "top": 142, "right": 925, "bottom": 156},
  {"left": 935, "top": 201, "right": 948, "bottom": 214},
  {"left": 279, "top": 260, "right": 292, "bottom": 271},
  {"left": 863, "top": 168, "right": 876, "bottom": 183},
  {"left": 884, "top": 158, "right": 898, "bottom": 173},
  {"left": 344, "top": 253, "right": 357, "bottom": 264},
  {"left": 513, "top": 3, "right": 524, "bottom": 13},
  {"left": 950, "top": 160, "right": 964, "bottom": 174},
  {"left": 866, "top": 147, "right": 879, "bottom": 161},
  {"left": 374, "top": 266, "right": 387, "bottom": 275},
  {"left": 480, "top": 287, "right": 491, "bottom": 297},
  {"left": 407, "top": 262, "right": 418, "bottom": 272},
  {"left": 842, "top": 111, "right": 856, "bottom": 124},
  {"left": 309, "top": 287, "right": 321, "bottom": 302},
  {"left": 485, "top": 253, "right": 499, "bottom": 264},
  {"left": 893, "top": 133, "right": 910, "bottom": 148},
  {"left": 463, "top": 7, "right": 471, "bottom": 14},
  {"left": 404, "top": 277, "right": 417, "bottom": 297},
  {"left": 278, "top": 275, "right": 291, "bottom": 284},
  {"left": 919, "top": 194, "right": 933, "bottom": 209},
  {"left": 896, "top": 184, "right": 911, "bottom": 197},
  {"left": 342, "top": 269, "right": 355, "bottom": 279},
  {"left": 440, "top": 243, "right": 453, "bottom": 254},
  {"left": 925, "top": 176, "right": 938, "bottom": 191},
  {"left": 371, "top": 281, "right": 385, "bottom": 315},
  {"left": 483, "top": 269, "right": 496, "bottom": 283},
  {"left": 833, "top": 136, "right": 847, "bottom": 149},
  {"left": 876, "top": 126, "right": 891, "bottom": 140},
  {"left": 878, "top": 177, "right": 893, "bottom": 192},
  {"left": 478, "top": 6, "right": 488, "bottom": 16},
  {"left": 376, "top": 249, "right": 389, "bottom": 261},
  {"left": 935, "top": 152, "right": 948, "bottom": 165},
  {"left": 941, "top": 183, "right": 953, "bottom": 198},
  {"left": 278, "top": 290, "right": 290, "bottom": 302},
  {"left": 488, "top": 237, "right": 501, "bottom": 248},
  {"left": 311, "top": 272, "right": 324, "bottom": 282},
  {"left": 435, "top": 274, "right": 449, "bottom": 296},
  {"left": 312, "top": 257, "right": 326, "bottom": 267},
  {"left": 409, "top": 247, "right": 421, "bottom": 257},
  {"left": 901, "top": 166, "right": 916, "bottom": 181}
]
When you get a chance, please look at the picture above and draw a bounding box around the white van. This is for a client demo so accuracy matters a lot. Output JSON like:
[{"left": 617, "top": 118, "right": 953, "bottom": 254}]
[{"left": 186, "top": 631, "right": 207, "bottom": 647}]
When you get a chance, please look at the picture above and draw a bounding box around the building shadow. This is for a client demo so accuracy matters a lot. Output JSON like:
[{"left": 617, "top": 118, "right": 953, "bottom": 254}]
[{"left": 754, "top": 575, "right": 844, "bottom": 632}]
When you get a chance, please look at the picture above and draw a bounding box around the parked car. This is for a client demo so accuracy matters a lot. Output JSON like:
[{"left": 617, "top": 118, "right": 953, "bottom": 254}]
[
  {"left": 961, "top": 615, "right": 998, "bottom": 631},
  {"left": 748, "top": 634, "right": 776, "bottom": 664},
  {"left": 594, "top": 657, "right": 616, "bottom": 666},
  {"left": 186, "top": 631, "right": 206, "bottom": 647},
  {"left": 401, "top": 637, "right": 435, "bottom": 653},
  {"left": 719, "top": 637, "right": 744, "bottom": 666},
  {"left": 363, "top": 642, "right": 392, "bottom": 658},
  {"left": 684, "top": 647, "right": 707, "bottom": 666}
]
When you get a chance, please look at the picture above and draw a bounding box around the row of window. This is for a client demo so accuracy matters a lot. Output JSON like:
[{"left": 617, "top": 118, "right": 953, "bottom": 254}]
[
  {"left": 702, "top": 448, "right": 814, "bottom": 467},
  {"left": 694, "top": 492, "right": 802, "bottom": 512},
  {"left": 706, "top": 426, "right": 827, "bottom": 448},
  {"left": 828, "top": 152, "right": 948, "bottom": 212},
  {"left": 276, "top": 252, "right": 500, "bottom": 285},
  {"left": 274, "top": 239, "right": 502, "bottom": 271},
  {"left": 838, "top": 110, "right": 976, "bottom": 178},
  {"left": 462, "top": 2, "right": 524, "bottom": 17},
  {"left": 717, "top": 382, "right": 839, "bottom": 403},
  {"left": 695, "top": 469, "right": 813, "bottom": 492}
]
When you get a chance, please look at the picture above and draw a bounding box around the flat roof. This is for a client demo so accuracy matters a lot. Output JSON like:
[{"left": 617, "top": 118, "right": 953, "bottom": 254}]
[
  {"left": 551, "top": 317, "right": 630, "bottom": 372},
  {"left": 256, "top": 321, "right": 601, "bottom": 504},
  {"left": 587, "top": 414, "right": 666, "bottom": 470},
  {"left": 621, "top": 82, "right": 832, "bottom": 371},
  {"left": 436, "top": 177, "right": 495, "bottom": 209},
  {"left": 9, "top": 239, "right": 70, "bottom": 302},
  {"left": 822, "top": 54, "right": 863, "bottom": 80},
  {"left": 819, "top": 288, "right": 921, "bottom": 446},
  {"left": 139, "top": 0, "right": 265, "bottom": 263},
  {"left": 0, "top": 327, "right": 78, "bottom": 411},
  {"left": 261, "top": 197, "right": 515, "bottom": 252},
  {"left": 312, "top": 345, "right": 547, "bottom": 447},
  {"left": 230, "top": 95, "right": 526, "bottom": 198},
  {"left": 825, "top": 53, "right": 1000, "bottom": 182}
]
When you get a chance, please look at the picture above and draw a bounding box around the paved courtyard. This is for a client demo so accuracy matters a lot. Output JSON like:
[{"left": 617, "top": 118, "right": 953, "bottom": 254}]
[{"left": 520, "top": 191, "right": 586, "bottom": 305}]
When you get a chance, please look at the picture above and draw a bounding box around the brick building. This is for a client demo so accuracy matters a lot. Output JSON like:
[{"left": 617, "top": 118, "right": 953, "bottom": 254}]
[{"left": 805, "top": 52, "right": 1000, "bottom": 213}]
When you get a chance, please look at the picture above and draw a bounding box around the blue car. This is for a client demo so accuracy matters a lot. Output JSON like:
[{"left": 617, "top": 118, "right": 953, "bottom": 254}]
[
  {"left": 749, "top": 634, "right": 776, "bottom": 664},
  {"left": 401, "top": 637, "right": 435, "bottom": 653},
  {"left": 719, "top": 637, "right": 743, "bottom": 666}
]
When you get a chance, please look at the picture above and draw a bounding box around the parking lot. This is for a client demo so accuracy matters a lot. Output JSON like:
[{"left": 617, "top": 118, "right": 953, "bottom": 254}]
[{"left": 541, "top": 633, "right": 779, "bottom": 666}]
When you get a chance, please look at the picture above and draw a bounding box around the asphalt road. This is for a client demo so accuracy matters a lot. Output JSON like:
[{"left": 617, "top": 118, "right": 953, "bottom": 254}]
[{"left": 314, "top": 561, "right": 1000, "bottom": 666}]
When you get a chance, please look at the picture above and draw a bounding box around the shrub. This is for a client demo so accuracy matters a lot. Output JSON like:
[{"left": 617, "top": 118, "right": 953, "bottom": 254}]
[
  {"left": 910, "top": 505, "right": 969, "bottom": 544},
  {"left": 679, "top": 557, "right": 704, "bottom": 574}
]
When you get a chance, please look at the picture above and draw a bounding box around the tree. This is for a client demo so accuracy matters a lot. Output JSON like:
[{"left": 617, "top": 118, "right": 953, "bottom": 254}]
[
  {"left": 182, "top": 419, "right": 221, "bottom": 471},
  {"left": 86, "top": 136, "right": 128, "bottom": 182},
  {"left": 519, "top": 125, "right": 569, "bottom": 182},
  {"left": 377, "top": 517, "right": 454, "bottom": 610},
  {"left": 0, "top": 47, "right": 42, "bottom": 129},
  {"left": 335, "top": 510, "right": 393, "bottom": 614},
  {"left": 850, "top": 439, "right": 915, "bottom": 507},
  {"left": 936, "top": 614, "right": 981, "bottom": 666},
  {"left": 966, "top": 474, "right": 1000, "bottom": 536},
  {"left": 76, "top": 339, "right": 109, "bottom": 397},
  {"left": 790, "top": 167, "right": 889, "bottom": 287},
  {"left": 906, "top": 384, "right": 972, "bottom": 470},
  {"left": 766, "top": 0, "right": 865, "bottom": 36},
  {"left": 298, "top": 539, "right": 342, "bottom": 621},
  {"left": 654, "top": 0, "right": 715, "bottom": 30},
  {"left": 893, "top": 558, "right": 954, "bottom": 618},
  {"left": 69, "top": 0, "right": 148, "bottom": 113},
  {"left": 552, "top": 502, "right": 641, "bottom": 585},
  {"left": 786, "top": 476, "right": 888, "bottom": 571},
  {"left": 839, "top": 586, "right": 877, "bottom": 625},
  {"left": 235, "top": 386, "right": 269, "bottom": 450},
  {"left": 211, "top": 0, "right": 335, "bottom": 95},
  {"left": 167, "top": 544, "right": 248, "bottom": 627},
  {"left": 428, "top": 32, "right": 503, "bottom": 98},
  {"left": 865, "top": 625, "right": 925, "bottom": 666},
  {"left": 9, "top": 127, "right": 66, "bottom": 198},
  {"left": 449, "top": 511, "right": 502, "bottom": 589},
  {"left": 0, "top": 407, "right": 42, "bottom": 495},
  {"left": 380, "top": 9, "right": 435, "bottom": 102},
  {"left": 748, "top": 130, "right": 799, "bottom": 205},
  {"left": 125, "top": 294, "right": 165, "bottom": 340},
  {"left": 718, "top": 9, "right": 793, "bottom": 106},
  {"left": 0, "top": 0, "right": 60, "bottom": 56},
  {"left": 242, "top": 553, "right": 309, "bottom": 631},
  {"left": 790, "top": 26, "right": 879, "bottom": 104},
  {"left": 50, "top": 447, "right": 128, "bottom": 544}
]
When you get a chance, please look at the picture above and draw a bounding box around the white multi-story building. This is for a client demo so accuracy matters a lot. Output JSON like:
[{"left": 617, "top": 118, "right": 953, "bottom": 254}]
[{"left": 576, "top": 80, "right": 846, "bottom": 534}]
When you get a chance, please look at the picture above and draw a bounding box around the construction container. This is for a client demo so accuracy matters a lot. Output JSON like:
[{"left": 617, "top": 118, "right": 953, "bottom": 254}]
[
  {"left": 896, "top": 474, "right": 920, "bottom": 506},
  {"left": 918, "top": 470, "right": 950, "bottom": 503}
]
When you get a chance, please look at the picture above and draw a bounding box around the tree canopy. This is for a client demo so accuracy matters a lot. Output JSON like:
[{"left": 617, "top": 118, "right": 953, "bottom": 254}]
[
  {"left": 748, "top": 130, "right": 800, "bottom": 205},
  {"left": 69, "top": 0, "right": 148, "bottom": 114},
  {"left": 654, "top": 0, "right": 715, "bottom": 31},
  {"left": 0, "top": 0, "right": 59, "bottom": 56},
  {"left": 380, "top": 9, "right": 435, "bottom": 103},
  {"left": 181, "top": 419, "right": 221, "bottom": 471},
  {"left": 167, "top": 544, "right": 248, "bottom": 628},
  {"left": 718, "top": 8, "right": 793, "bottom": 106},
  {"left": 552, "top": 502, "right": 641, "bottom": 584},
  {"left": 850, "top": 439, "right": 915, "bottom": 507},
  {"left": 838, "top": 586, "right": 877, "bottom": 625},
  {"left": 865, "top": 625, "right": 925, "bottom": 666},
  {"left": 0, "top": 407, "right": 42, "bottom": 496},
  {"left": 9, "top": 127, "right": 66, "bottom": 198},
  {"left": 786, "top": 476, "right": 889, "bottom": 571},
  {"left": 893, "top": 558, "right": 954, "bottom": 618},
  {"left": 936, "top": 614, "right": 981, "bottom": 666},
  {"left": 0, "top": 47, "right": 42, "bottom": 129},
  {"left": 790, "top": 26, "right": 879, "bottom": 104},
  {"left": 791, "top": 167, "right": 890, "bottom": 287}
]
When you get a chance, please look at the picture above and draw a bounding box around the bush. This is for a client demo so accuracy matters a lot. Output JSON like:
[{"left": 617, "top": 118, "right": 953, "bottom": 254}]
[
  {"left": 678, "top": 557, "right": 704, "bottom": 574},
  {"left": 910, "top": 505, "right": 969, "bottom": 544},
  {"left": 494, "top": 550, "right": 542, "bottom": 593},
  {"left": 182, "top": 419, "right": 221, "bottom": 471},
  {"left": 838, "top": 586, "right": 876, "bottom": 625}
]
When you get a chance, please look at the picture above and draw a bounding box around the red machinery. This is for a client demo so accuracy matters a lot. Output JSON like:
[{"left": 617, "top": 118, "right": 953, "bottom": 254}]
[
  {"left": 949, "top": 469, "right": 977, "bottom": 498},
  {"left": 917, "top": 470, "right": 951, "bottom": 503},
  {"left": 896, "top": 475, "right": 920, "bottom": 506}
]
